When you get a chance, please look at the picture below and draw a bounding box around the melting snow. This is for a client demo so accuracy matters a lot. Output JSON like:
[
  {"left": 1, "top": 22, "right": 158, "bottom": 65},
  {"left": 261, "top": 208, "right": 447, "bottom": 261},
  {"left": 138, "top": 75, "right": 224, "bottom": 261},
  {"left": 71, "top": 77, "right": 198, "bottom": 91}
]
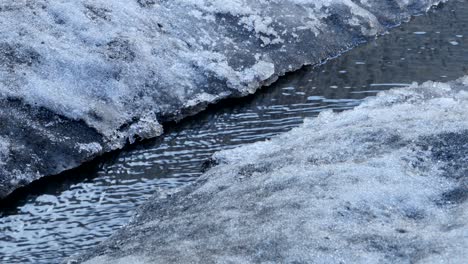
[{"left": 74, "top": 77, "right": 468, "bottom": 263}]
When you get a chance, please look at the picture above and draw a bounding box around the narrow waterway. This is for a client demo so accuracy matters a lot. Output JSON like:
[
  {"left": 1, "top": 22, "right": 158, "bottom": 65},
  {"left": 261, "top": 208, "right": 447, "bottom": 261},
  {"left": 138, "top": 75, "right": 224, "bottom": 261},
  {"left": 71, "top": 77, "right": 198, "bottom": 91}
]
[{"left": 0, "top": 1, "right": 467, "bottom": 263}]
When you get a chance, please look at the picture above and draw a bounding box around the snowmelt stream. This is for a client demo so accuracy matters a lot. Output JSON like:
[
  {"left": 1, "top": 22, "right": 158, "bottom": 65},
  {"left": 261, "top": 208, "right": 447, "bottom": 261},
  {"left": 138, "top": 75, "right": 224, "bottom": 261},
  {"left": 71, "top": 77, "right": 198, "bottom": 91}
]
[{"left": 1, "top": 1, "right": 468, "bottom": 263}]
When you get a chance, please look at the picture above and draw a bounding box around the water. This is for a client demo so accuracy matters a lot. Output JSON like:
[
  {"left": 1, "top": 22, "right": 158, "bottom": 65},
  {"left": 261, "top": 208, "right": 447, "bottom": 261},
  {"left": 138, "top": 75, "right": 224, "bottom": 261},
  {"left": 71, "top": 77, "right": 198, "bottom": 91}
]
[{"left": 1, "top": 1, "right": 467, "bottom": 263}]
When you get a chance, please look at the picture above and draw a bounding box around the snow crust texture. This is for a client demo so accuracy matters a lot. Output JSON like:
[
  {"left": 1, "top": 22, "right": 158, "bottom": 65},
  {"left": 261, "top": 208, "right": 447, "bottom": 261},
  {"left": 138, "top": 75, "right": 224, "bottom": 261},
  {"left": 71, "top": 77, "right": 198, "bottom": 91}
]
[
  {"left": 74, "top": 77, "right": 468, "bottom": 264},
  {"left": 0, "top": 0, "right": 441, "bottom": 197}
]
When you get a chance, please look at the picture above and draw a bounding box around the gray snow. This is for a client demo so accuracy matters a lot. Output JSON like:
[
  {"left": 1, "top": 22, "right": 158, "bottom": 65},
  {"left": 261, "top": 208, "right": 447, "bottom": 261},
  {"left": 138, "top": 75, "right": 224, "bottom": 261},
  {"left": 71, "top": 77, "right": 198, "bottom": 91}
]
[
  {"left": 0, "top": 137, "right": 10, "bottom": 167},
  {"left": 0, "top": 99, "right": 106, "bottom": 197},
  {"left": 0, "top": 0, "right": 443, "bottom": 196},
  {"left": 73, "top": 77, "right": 468, "bottom": 264}
]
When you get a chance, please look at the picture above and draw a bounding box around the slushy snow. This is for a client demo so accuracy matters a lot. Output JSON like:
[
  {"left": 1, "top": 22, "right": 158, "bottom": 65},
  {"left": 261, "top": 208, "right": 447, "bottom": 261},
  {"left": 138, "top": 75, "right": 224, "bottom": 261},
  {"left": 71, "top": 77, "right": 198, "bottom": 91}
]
[
  {"left": 0, "top": 0, "right": 441, "bottom": 146},
  {"left": 74, "top": 77, "right": 468, "bottom": 264},
  {"left": 0, "top": 0, "right": 443, "bottom": 196}
]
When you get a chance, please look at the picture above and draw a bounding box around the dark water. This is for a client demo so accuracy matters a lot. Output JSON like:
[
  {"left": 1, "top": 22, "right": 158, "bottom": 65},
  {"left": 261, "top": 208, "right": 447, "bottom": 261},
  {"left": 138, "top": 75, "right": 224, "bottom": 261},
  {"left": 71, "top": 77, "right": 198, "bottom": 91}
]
[{"left": 1, "top": 1, "right": 467, "bottom": 263}]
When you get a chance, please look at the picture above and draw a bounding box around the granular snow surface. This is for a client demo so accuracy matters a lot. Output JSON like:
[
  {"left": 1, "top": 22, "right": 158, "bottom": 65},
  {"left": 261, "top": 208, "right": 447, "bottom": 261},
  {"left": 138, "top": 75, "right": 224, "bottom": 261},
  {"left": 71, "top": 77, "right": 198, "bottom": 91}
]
[
  {"left": 73, "top": 77, "right": 468, "bottom": 264},
  {"left": 0, "top": 0, "right": 443, "bottom": 197}
]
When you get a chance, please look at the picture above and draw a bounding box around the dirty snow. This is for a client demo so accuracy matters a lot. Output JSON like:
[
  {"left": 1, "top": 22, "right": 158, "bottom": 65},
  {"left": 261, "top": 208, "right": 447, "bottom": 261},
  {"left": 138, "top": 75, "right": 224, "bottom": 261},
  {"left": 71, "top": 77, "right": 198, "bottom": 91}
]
[{"left": 0, "top": 137, "right": 10, "bottom": 165}]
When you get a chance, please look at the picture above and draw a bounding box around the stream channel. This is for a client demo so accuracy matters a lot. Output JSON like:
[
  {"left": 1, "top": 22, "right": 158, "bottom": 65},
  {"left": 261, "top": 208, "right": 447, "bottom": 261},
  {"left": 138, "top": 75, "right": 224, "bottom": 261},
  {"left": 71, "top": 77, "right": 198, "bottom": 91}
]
[{"left": 0, "top": 1, "right": 467, "bottom": 263}]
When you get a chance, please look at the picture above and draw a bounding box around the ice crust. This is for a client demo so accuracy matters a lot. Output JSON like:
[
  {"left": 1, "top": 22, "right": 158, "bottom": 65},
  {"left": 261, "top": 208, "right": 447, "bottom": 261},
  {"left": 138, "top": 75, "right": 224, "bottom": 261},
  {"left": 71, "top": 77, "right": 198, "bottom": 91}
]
[
  {"left": 0, "top": 0, "right": 442, "bottom": 196},
  {"left": 74, "top": 77, "right": 468, "bottom": 264}
]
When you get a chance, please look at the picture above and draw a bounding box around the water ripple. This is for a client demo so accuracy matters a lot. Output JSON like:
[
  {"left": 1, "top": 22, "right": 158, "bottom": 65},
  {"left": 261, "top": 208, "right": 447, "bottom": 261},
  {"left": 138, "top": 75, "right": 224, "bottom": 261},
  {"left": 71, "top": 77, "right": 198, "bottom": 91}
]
[{"left": 1, "top": 3, "right": 468, "bottom": 263}]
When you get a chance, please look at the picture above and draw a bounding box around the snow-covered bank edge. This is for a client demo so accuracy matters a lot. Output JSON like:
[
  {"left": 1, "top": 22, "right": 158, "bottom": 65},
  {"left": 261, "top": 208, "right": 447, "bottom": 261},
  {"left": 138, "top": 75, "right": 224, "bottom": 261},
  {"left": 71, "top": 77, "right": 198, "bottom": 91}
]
[
  {"left": 72, "top": 77, "right": 468, "bottom": 264},
  {"left": 0, "top": 0, "right": 445, "bottom": 198}
]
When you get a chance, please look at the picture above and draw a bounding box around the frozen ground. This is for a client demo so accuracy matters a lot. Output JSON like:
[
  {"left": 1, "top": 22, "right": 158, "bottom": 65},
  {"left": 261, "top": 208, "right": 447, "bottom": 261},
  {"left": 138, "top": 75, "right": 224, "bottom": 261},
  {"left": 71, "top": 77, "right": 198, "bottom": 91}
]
[
  {"left": 73, "top": 77, "right": 468, "bottom": 264},
  {"left": 0, "top": 0, "right": 443, "bottom": 197}
]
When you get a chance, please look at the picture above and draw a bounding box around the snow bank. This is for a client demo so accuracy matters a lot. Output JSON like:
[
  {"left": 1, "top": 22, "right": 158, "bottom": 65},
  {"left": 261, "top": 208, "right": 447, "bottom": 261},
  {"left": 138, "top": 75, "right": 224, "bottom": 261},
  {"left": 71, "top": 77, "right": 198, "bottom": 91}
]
[
  {"left": 0, "top": 0, "right": 441, "bottom": 146},
  {"left": 73, "top": 77, "right": 468, "bottom": 264},
  {"left": 0, "top": 0, "right": 442, "bottom": 196}
]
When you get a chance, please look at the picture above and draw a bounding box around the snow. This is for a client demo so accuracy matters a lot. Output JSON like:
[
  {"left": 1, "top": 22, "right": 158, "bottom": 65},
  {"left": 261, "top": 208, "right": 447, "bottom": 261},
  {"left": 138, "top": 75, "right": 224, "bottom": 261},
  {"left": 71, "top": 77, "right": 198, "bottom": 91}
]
[
  {"left": 0, "top": 137, "right": 10, "bottom": 165},
  {"left": 0, "top": 99, "right": 106, "bottom": 198},
  {"left": 0, "top": 0, "right": 444, "bottom": 196},
  {"left": 0, "top": 0, "right": 442, "bottom": 148},
  {"left": 76, "top": 142, "right": 103, "bottom": 155},
  {"left": 73, "top": 77, "right": 468, "bottom": 263},
  {"left": 83, "top": 255, "right": 150, "bottom": 264}
]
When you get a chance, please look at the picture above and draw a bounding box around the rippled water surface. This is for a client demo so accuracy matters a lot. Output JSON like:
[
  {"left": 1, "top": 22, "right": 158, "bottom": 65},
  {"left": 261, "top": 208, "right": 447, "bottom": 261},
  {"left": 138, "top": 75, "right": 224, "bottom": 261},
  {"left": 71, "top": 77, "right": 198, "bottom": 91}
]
[{"left": 1, "top": 2, "right": 468, "bottom": 263}]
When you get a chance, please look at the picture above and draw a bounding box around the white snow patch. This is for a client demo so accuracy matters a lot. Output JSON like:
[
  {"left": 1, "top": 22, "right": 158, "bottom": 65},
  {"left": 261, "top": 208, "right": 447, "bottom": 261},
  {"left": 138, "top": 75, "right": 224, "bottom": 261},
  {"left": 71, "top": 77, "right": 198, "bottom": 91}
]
[{"left": 76, "top": 142, "right": 103, "bottom": 155}]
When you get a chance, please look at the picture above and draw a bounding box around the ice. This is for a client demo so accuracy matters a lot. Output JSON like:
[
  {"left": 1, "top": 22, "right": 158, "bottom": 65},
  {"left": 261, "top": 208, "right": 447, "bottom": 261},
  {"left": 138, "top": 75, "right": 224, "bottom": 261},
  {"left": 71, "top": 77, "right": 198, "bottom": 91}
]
[
  {"left": 0, "top": 0, "right": 443, "bottom": 196},
  {"left": 73, "top": 77, "right": 468, "bottom": 263}
]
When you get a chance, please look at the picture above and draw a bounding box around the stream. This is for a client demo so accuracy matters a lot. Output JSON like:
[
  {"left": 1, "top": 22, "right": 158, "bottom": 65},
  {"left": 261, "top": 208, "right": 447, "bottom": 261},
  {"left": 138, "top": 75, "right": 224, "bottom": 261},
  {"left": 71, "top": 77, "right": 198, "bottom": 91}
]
[{"left": 0, "top": 1, "right": 467, "bottom": 263}]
